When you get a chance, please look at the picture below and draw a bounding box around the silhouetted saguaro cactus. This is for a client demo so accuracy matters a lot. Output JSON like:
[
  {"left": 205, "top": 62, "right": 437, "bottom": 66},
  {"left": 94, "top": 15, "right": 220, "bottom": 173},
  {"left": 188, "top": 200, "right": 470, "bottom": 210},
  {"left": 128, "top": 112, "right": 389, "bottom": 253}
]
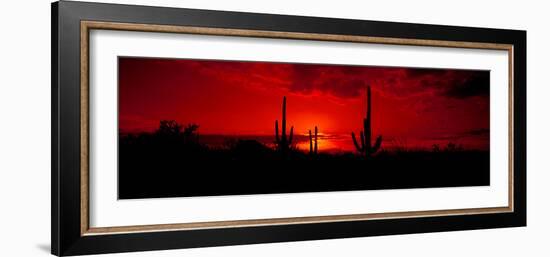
[
  {"left": 275, "top": 96, "right": 294, "bottom": 152},
  {"left": 309, "top": 126, "right": 318, "bottom": 155},
  {"left": 351, "top": 86, "right": 382, "bottom": 157}
]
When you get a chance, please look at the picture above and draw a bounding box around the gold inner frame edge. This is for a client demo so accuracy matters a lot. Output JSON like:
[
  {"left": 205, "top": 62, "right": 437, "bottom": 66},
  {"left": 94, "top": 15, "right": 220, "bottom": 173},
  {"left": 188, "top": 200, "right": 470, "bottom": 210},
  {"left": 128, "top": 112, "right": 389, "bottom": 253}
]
[{"left": 80, "top": 20, "right": 515, "bottom": 236}]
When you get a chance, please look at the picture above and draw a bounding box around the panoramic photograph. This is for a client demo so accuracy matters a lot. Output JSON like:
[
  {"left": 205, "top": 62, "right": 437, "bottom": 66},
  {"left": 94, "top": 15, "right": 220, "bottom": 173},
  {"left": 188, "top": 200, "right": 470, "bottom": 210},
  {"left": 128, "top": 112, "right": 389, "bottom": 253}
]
[{"left": 118, "top": 57, "right": 490, "bottom": 199}]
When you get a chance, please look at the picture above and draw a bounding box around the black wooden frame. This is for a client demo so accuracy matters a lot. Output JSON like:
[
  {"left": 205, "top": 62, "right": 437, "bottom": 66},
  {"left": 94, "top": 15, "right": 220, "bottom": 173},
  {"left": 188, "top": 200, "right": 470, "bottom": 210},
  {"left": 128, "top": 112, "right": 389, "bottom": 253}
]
[{"left": 52, "top": 1, "right": 526, "bottom": 256}]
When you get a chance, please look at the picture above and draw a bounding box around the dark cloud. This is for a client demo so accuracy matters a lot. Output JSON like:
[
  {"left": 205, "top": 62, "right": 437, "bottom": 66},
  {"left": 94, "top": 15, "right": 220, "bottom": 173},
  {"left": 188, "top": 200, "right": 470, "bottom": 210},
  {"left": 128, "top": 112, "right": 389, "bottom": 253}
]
[
  {"left": 441, "top": 72, "right": 490, "bottom": 99},
  {"left": 173, "top": 59, "right": 490, "bottom": 101},
  {"left": 406, "top": 68, "right": 448, "bottom": 78},
  {"left": 285, "top": 65, "right": 490, "bottom": 101},
  {"left": 464, "top": 128, "right": 490, "bottom": 136},
  {"left": 288, "top": 65, "right": 368, "bottom": 98},
  {"left": 412, "top": 69, "right": 490, "bottom": 99}
]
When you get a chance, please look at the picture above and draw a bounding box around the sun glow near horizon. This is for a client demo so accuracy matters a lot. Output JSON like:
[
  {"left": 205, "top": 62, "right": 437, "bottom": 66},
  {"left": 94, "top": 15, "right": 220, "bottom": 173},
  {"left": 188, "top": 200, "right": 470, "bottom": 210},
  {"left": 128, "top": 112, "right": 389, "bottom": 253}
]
[{"left": 119, "top": 57, "right": 490, "bottom": 151}]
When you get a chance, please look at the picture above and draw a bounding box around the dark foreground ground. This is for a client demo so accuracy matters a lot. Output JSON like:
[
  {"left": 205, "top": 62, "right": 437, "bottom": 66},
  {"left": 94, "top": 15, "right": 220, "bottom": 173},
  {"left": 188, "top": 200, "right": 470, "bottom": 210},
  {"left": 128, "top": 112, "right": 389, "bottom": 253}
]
[{"left": 118, "top": 133, "right": 489, "bottom": 199}]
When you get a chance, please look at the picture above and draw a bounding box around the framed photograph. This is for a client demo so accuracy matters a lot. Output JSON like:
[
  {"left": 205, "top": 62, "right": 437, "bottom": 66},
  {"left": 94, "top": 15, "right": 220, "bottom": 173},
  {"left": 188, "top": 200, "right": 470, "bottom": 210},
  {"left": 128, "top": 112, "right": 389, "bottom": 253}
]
[{"left": 52, "top": 1, "right": 526, "bottom": 256}]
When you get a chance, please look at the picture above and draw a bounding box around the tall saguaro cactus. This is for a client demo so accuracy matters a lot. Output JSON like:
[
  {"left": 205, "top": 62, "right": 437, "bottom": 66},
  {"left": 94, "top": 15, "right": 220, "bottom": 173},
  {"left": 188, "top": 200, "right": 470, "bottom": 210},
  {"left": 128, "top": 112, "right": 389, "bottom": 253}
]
[
  {"left": 275, "top": 96, "right": 294, "bottom": 152},
  {"left": 309, "top": 126, "right": 318, "bottom": 155},
  {"left": 351, "top": 86, "right": 382, "bottom": 157}
]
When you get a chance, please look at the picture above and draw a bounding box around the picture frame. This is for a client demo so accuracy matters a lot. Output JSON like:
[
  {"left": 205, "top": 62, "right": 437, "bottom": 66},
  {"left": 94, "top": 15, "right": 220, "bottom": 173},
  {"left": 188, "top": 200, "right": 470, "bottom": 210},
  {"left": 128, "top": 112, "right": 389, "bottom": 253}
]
[{"left": 51, "top": 1, "right": 526, "bottom": 256}]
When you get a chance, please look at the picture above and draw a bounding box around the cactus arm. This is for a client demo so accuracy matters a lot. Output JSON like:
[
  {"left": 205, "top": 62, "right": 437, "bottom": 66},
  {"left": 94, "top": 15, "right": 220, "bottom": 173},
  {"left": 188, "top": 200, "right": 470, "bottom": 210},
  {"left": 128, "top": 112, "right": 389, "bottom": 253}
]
[
  {"left": 352, "top": 132, "right": 362, "bottom": 152},
  {"left": 360, "top": 131, "right": 366, "bottom": 151},
  {"left": 314, "top": 126, "right": 318, "bottom": 154},
  {"left": 309, "top": 129, "right": 313, "bottom": 154},
  {"left": 372, "top": 135, "right": 382, "bottom": 154},
  {"left": 288, "top": 126, "right": 294, "bottom": 145},
  {"left": 281, "top": 96, "right": 287, "bottom": 144},
  {"left": 275, "top": 120, "right": 279, "bottom": 143}
]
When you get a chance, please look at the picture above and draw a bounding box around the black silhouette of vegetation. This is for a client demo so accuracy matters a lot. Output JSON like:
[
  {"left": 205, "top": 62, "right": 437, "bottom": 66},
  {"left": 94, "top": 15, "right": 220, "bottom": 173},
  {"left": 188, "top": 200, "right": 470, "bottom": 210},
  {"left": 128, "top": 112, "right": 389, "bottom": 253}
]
[
  {"left": 119, "top": 93, "right": 489, "bottom": 199},
  {"left": 308, "top": 126, "right": 318, "bottom": 156},
  {"left": 274, "top": 96, "right": 294, "bottom": 155},
  {"left": 351, "top": 86, "right": 382, "bottom": 158}
]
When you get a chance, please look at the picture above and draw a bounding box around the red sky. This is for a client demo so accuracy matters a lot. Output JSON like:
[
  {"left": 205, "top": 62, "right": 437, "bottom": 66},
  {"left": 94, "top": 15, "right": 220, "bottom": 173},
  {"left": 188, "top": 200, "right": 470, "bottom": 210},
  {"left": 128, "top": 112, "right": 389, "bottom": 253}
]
[{"left": 119, "top": 57, "right": 489, "bottom": 150}]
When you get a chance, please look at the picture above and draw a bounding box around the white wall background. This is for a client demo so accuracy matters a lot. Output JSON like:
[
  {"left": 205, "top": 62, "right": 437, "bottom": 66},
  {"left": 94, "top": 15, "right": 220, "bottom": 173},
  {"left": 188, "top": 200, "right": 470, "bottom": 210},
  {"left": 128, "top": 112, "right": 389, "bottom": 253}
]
[{"left": 0, "top": 0, "right": 547, "bottom": 256}]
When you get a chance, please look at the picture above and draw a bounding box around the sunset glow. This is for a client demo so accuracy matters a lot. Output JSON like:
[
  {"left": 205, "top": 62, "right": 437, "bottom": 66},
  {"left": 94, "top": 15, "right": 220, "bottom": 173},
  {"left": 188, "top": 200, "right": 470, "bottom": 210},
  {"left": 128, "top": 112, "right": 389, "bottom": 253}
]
[{"left": 119, "top": 57, "right": 490, "bottom": 150}]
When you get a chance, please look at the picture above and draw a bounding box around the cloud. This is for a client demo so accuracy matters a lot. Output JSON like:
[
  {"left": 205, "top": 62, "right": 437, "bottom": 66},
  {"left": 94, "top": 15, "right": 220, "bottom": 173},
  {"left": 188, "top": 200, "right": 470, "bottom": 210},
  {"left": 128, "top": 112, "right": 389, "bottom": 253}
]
[
  {"left": 409, "top": 69, "right": 490, "bottom": 99},
  {"left": 288, "top": 65, "right": 368, "bottom": 98},
  {"left": 286, "top": 65, "right": 490, "bottom": 101},
  {"left": 168, "top": 58, "right": 490, "bottom": 101},
  {"left": 440, "top": 72, "right": 490, "bottom": 99}
]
